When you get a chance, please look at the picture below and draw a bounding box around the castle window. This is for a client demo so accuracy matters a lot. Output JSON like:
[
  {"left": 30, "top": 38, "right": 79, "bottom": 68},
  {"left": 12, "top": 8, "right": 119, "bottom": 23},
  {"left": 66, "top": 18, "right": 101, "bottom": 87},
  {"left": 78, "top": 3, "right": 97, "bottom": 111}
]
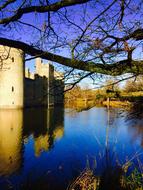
[
  {"left": 12, "top": 86, "right": 14, "bottom": 92},
  {"left": 12, "top": 57, "right": 14, "bottom": 62}
]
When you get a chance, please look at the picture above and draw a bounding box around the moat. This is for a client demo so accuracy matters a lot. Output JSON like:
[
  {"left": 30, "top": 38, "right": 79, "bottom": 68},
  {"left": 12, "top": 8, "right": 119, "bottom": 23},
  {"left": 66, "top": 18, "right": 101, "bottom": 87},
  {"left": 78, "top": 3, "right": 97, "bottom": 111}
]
[{"left": 0, "top": 107, "right": 143, "bottom": 190}]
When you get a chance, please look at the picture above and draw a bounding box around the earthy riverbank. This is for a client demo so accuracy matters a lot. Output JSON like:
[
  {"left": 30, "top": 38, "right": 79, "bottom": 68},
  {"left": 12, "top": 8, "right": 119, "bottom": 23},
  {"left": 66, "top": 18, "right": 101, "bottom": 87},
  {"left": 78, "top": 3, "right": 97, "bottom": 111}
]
[
  {"left": 65, "top": 92, "right": 143, "bottom": 111},
  {"left": 102, "top": 100, "right": 131, "bottom": 108},
  {"left": 65, "top": 98, "right": 132, "bottom": 111}
]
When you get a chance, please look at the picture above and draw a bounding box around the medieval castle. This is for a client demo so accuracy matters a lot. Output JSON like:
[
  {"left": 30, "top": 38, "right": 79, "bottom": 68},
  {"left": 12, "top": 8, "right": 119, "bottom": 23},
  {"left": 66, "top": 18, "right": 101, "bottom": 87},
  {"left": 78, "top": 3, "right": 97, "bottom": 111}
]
[{"left": 0, "top": 45, "right": 64, "bottom": 109}]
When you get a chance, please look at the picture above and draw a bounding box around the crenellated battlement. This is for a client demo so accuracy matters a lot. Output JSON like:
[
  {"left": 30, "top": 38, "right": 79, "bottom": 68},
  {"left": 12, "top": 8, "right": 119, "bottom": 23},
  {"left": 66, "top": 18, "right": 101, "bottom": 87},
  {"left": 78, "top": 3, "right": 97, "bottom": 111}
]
[
  {"left": 25, "top": 68, "right": 35, "bottom": 80},
  {"left": 35, "top": 57, "right": 54, "bottom": 78}
]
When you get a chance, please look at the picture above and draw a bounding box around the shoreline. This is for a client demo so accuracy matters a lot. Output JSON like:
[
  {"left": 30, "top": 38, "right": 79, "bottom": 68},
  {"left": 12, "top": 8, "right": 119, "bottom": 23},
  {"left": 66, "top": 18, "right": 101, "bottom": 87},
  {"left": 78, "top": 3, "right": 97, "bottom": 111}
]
[
  {"left": 102, "top": 100, "right": 131, "bottom": 108},
  {"left": 65, "top": 99, "right": 132, "bottom": 110}
]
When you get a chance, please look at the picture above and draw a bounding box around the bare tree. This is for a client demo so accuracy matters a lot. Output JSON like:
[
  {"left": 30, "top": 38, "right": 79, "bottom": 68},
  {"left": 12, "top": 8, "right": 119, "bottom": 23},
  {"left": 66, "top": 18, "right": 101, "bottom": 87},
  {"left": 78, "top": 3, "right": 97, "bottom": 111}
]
[{"left": 0, "top": 0, "right": 143, "bottom": 87}]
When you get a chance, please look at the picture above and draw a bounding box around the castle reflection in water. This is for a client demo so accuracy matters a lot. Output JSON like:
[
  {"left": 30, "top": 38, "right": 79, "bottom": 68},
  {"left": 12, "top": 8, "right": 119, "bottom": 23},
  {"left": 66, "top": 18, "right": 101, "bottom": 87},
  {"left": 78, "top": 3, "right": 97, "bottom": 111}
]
[{"left": 0, "top": 107, "right": 64, "bottom": 176}]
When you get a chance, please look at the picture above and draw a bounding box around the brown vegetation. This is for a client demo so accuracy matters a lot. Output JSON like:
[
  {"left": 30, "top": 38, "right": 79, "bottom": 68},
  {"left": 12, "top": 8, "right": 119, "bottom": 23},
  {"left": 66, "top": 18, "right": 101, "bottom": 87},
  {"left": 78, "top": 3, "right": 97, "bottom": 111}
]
[{"left": 65, "top": 76, "right": 143, "bottom": 109}]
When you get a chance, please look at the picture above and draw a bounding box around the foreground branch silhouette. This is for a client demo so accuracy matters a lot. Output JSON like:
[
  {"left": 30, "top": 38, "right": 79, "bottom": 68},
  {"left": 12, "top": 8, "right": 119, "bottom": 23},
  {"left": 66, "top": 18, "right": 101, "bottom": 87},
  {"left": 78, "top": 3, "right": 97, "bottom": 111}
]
[{"left": 0, "top": 0, "right": 143, "bottom": 80}]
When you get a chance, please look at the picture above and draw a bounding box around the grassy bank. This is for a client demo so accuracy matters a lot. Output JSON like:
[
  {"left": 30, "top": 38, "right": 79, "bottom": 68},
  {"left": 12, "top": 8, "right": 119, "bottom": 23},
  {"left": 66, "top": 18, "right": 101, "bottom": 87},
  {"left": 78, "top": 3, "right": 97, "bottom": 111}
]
[
  {"left": 65, "top": 98, "right": 131, "bottom": 110},
  {"left": 68, "top": 154, "right": 143, "bottom": 190},
  {"left": 68, "top": 167, "right": 143, "bottom": 190},
  {"left": 65, "top": 98, "right": 96, "bottom": 111},
  {"left": 102, "top": 100, "right": 131, "bottom": 108},
  {"left": 65, "top": 92, "right": 143, "bottom": 110}
]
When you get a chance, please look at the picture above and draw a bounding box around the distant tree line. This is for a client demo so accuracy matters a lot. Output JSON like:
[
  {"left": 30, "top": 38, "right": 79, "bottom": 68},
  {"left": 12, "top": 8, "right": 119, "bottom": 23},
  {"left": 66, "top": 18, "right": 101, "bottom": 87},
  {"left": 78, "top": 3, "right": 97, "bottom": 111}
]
[{"left": 65, "top": 75, "right": 143, "bottom": 104}]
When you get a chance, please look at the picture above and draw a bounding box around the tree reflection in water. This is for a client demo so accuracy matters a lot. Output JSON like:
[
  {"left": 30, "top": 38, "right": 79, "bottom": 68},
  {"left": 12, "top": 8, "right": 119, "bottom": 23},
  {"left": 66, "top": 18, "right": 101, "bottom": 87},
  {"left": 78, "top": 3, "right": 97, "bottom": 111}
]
[{"left": 68, "top": 107, "right": 143, "bottom": 190}]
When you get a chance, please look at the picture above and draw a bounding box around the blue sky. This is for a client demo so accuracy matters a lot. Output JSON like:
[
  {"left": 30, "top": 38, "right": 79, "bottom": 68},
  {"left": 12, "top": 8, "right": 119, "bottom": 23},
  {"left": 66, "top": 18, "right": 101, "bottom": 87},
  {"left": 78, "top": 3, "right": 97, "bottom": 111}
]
[{"left": 1, "top": 0, "right": 143, "bottom": 88}]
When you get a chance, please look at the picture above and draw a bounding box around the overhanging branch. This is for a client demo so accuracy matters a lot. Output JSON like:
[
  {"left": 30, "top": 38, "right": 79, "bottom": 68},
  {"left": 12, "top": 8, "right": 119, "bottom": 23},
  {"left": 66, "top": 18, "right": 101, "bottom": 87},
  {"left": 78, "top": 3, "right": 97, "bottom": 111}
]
[
  {"left": 0, "top": 37, "right": 143, "bottom": 76},
  {"left": 0, "top": 0, "right": 16, "bottom": 11},
  {"left": 0, "top": 0, "right": 89, "bottom": 25}
]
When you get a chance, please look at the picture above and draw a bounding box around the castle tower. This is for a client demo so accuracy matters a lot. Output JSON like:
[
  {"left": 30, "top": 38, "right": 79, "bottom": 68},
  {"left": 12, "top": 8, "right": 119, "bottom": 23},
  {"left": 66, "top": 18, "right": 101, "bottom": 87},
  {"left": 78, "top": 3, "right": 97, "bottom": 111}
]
[
  {"left": 0, "top": 46, "right": 24, "bottom": 109},
  {"left": 35, "top": 57, "right": 54, "bottom": 106}
]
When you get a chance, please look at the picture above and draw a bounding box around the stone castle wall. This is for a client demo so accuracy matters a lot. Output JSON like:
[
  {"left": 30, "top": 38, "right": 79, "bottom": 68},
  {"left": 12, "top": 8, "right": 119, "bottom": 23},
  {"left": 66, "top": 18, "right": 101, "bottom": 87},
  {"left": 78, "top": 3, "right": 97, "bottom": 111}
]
[
  {"left": 24, "top": 58, "right": 55, "bottom": 107},
  {"left": 0, "top": 45, "right": 64, "bottom": 109},
  {"left": 0, "top": 46, "right": 24, "bottom": 109}
]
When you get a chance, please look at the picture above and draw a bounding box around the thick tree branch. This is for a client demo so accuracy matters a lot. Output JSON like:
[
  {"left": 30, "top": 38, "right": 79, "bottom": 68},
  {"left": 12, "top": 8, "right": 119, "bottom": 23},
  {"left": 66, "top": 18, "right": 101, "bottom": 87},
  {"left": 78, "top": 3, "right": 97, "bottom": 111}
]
[
  {"left": 0, "top": 37, "right": 143, "bottom": 76},
  {"left": 107, "top": 29, "right": 143, "bottom": 41},
  {"left": 0, "top": 0, "right": 16, "bottom": 11},
  {"left": 0, "top": 0, "right": 89, "bottom": 25}
]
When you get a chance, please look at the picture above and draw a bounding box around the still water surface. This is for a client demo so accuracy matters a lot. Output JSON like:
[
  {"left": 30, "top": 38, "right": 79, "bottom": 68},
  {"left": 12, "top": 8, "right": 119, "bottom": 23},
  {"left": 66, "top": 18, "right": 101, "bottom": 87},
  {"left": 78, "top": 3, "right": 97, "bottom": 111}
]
[{"left": 0, "top": 107, "right": 143, "bottom": 190}]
